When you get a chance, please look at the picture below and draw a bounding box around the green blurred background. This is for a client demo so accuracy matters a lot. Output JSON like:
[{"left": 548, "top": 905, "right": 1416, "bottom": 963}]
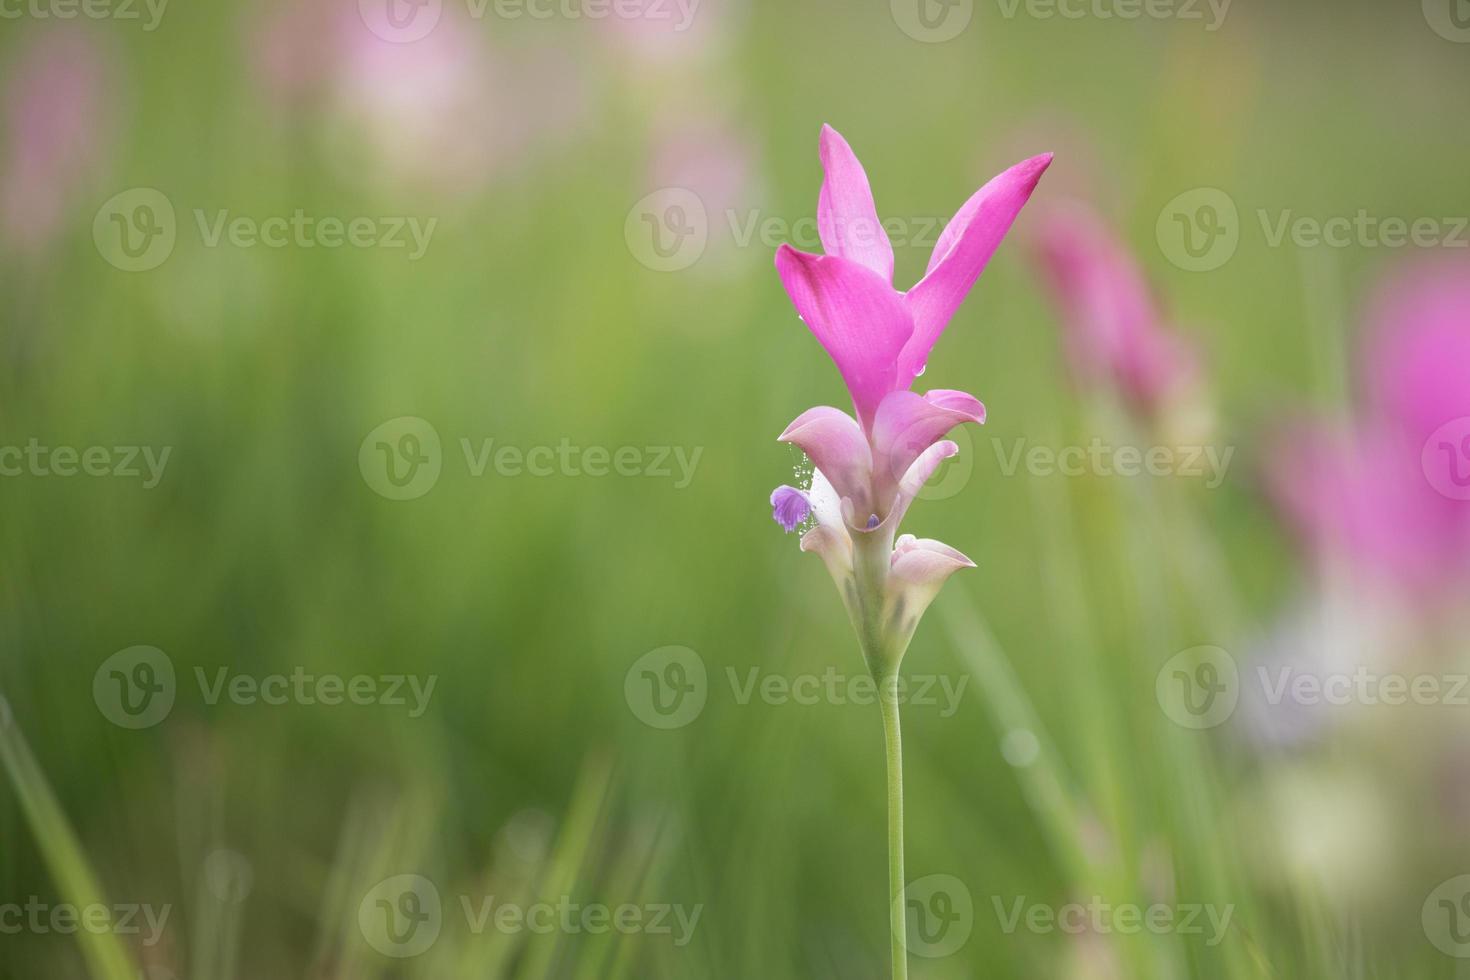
[{"left": 3, "top": 0, "right": 1470, "bottom": 976}]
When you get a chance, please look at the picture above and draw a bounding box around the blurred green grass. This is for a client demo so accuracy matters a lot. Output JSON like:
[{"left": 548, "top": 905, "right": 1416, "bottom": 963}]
[{"left": 3, "top": 0, "right": 1470, "bottom": 976}]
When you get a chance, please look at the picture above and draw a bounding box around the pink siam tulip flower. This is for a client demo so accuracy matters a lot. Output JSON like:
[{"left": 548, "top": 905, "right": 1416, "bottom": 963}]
[
  {"left": 1032, "top": 200, "right": 1199, "bottom": 418},
  {"left": 765, "top": 125, "right": 1049, "bottom": 980},
  {"left": 770, "top": 126, "right": 1050, "bottom": 656},
  {"left": 1268, "top": 261, "right": 1470, "bottom": 599},
  {"left": 1, "top": 29, "right": 115, "bottom": 255}
]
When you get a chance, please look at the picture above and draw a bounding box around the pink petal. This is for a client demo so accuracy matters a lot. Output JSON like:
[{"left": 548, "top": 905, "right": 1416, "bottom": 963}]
[
  {"left": 887, "top": 535, "right": 975, "bottom": 624},
  {"left": 798, "top": 469, "right": 854, "bottom": 584},
  {"left": 854, "top": 438, "right": 961, "bottom": 539},
  {"left": 775, "top": 245, "right": 914, "bottom": 431},
  {"left": 778, "top": 406, "right": 874, "bottom": 517},
  {"left": 816, "top": 124, "right": 894, "bottom": 284},
  {"left": 898, "top": 439, "right": 959, "bottom": 499},
  {"left": 898, "top": 153, "right": 1053, "bottom": 387},
  {"left": 870, "top": 389, "right": 984, "bottom": 506},
  {"left": 891, "top": 534, "right": 976, "bottom": 577}
]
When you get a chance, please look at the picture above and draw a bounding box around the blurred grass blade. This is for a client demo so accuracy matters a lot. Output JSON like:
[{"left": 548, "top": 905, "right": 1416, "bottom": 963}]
[
  {"left": 0, "top": 712, "right": 137, "bottom": 980},
  {"left": 938, "top": 597, "right": 1098, "bottom": 885}
]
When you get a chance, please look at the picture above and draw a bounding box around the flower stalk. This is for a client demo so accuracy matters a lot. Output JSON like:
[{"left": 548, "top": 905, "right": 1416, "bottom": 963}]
[
  {"left": 766, "top": 124, "right": 1049, "bottom": 978},
  {"left": 877, "top": 669, "right": 907, "bottom": 980}
]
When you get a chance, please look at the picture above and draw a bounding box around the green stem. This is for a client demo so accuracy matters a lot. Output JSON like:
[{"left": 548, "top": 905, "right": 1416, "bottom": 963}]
[{"left": 878, "top": 672, "right": 907, "bottom": 980}]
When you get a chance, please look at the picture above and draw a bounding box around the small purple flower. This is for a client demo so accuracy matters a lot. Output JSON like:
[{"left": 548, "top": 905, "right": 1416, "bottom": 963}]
[{"left": 769, "top": 485, "right": 811, "bottom": 533}]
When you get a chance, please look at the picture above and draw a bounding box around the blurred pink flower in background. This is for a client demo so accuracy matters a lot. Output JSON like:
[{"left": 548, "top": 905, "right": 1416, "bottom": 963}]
[
  {"left": 1033, "top": 200, "right": 1200, "bottom": 419},
  {"left": 250, "top": 2, "right": 589, "bottom": 195},
  {"left": 598, "top": 0, "right": 737, "bottom": 69},
  {"left": 645, "top": 107, "right": 763, "bottom": 279},
  {"left": 1268, "top": 260, "right": 1470, "bottom": 599},
  {"left": 1, "top": 28, "right": 117, "bottom": 254}
]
